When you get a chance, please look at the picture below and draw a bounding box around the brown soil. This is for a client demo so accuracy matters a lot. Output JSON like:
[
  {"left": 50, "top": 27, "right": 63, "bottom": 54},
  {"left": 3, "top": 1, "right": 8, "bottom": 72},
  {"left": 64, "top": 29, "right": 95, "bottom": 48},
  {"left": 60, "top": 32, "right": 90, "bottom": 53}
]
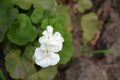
[{"left": 54, "top": 0, "right": 120, "bottom": 80}]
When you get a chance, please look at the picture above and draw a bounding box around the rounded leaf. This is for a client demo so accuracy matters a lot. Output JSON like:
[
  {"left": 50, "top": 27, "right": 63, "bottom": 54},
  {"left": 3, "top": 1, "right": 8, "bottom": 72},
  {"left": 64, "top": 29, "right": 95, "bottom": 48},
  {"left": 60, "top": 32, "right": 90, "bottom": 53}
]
[
  {"left": 41, "top": 18, "right": 64, "bottom": 35},
  {"left": 0, "top": 0, "right": 18, "bottom": 42},
  {"left": 77, "top": 0, "right": 93, "bottom": 12},
  {"left": 5, "top": 49, "right": 36, "bottom": 79},
  {"left": 23, "top": 45, "right": 36, "bottom": 60},
  {"left": 31, "top": 7, "right": 45, "bottom": 24},
  {"left": 53, "top": 5, "right": 71, "bottom": 27},
  {"left": 24, "top": 66, "right": 57, "bottom": 80},
  {"left": 7, "top": 14, "right": 37, "bottom": 45},
  {"left": 81, "top": 12, "right": 99, "bottom": 41},
  {"left": 10, "top": 0, "right": 33, "bottom": 10},
  {"left": 33, "top": 0, "right": 56, "bottom": 9},
  {"left": 59, "top": 28, "right": 73, "bottom": 64},
  {"left": 59, "top": 43, "right": 73, "bottom": 64}
]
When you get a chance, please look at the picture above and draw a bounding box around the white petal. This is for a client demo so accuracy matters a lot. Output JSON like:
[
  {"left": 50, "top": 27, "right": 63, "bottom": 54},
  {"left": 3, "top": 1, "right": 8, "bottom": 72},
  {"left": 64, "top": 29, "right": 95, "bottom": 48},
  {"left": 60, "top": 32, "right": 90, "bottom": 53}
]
[
  {"left": 58, "top": 43, "right": 63, "bottom": 51},
  {"left": 47, "top": 26, "right": 53, "bottom": 35},
  {"left": 42, "top": 30, "right": 48, "bottom": 36},
  {"left": 34, "top": 47, "right": 45, "bottom": 60},
  {"left": 47, "top": 36, "right": 58, "bottom": 45},
  {"left": 49, "top": 53, "right": 60, "bottom": 66},
  {"left": 47, "top": 26, "right": 53, "bottom": 32},
  {"left": 54, "top": 32, "right": 62, "bottom": 40},
  {"left": 54, "top": 43, "right": 63, "bottom": 52},
  {"left": 47, "top": 41, "right": 58, "bottom": 45},
  {"left": 48, "top": 43, "right": 62, "bottom": 52},
  {"left": 40, "top": 44, "right": 46, "bottom": 51},
  {"left": 35, "top": 57, "right": 50, "bottom": 67},
  {"left": 54, "top": 32, "right": 64, "bottom": 42},
  {"left": 39, "top": 36, "right": 47, "bottom": 44},
  {"left": 54, "top": 32, "right": 61, "bottom": 37},
  {"left": 46, "top": 44, "right": 60, "bottom": 52}
]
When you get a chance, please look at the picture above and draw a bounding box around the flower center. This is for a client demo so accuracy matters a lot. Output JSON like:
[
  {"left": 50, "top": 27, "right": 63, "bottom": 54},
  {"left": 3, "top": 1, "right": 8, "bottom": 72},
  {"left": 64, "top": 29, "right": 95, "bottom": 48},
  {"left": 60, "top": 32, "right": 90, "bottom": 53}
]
[{"left": 45, "top": 49, "right": 50, "bottom": 57}]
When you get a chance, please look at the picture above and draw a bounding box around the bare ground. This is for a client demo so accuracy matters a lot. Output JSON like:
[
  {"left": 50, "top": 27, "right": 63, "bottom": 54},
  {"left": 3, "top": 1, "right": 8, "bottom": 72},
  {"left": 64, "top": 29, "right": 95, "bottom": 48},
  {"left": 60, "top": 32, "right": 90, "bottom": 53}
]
[{"left": 54, "top": 0, "right": 120, "bottom": 80}]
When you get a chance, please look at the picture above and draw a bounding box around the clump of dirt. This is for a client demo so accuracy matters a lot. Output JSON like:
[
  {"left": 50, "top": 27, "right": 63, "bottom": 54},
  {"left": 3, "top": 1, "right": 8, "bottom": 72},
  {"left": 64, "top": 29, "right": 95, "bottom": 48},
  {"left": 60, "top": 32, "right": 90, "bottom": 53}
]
[{"left": 66, "top": 58, "right": 106, "bottom": 80}]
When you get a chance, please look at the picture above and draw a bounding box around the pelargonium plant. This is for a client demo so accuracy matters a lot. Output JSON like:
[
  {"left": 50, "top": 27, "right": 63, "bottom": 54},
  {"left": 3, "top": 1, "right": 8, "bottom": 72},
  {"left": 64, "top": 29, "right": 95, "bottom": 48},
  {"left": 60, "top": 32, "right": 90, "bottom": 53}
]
[{"left": 0, "top": 0, "right": 73, "bottom": 80}]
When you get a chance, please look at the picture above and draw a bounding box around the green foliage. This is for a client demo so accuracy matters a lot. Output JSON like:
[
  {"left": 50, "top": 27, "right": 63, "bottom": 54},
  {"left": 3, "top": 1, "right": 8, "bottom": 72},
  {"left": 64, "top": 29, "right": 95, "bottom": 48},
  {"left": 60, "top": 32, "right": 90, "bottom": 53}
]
[
  {"left": 41, "top": 18, "right": 49, "bottom": 29},
  {"left": 10, "top": 0, "right": 33, "bottom": 10},
  {"left": 1, "top": 0, "right": 73, "bottom": 80},
  {"left": 80, "top": 49, "right": 113, "bottom": 54},
  {"left": 53, "top": 5, "right": 71, "bottom": 27},
  {"left": 23, "top": 45, "right": 36, "bottom": 60},
  {"left": 59, "top": 29, "right": 73, "bottom": 64},
  {"left": 31, "top": 7, "right": 45, "bottom": 24},
  {"left": 81, "top": 12, "right": 99, "bottom": 41},
  {"left": 24, "top": 66, "right": 57, "bottom": 80},
  {"left": 10, "top": 0, "right": 56, "bottom": 10},
  {"left": 5, "top": 49, "right": 36, "bottom": 79},
  {"left": 0, "top": 0, "right": 18, "bottom": 42},
  {"left": 77, "top": 0, "right": 93, "bottom": 13},
  {"left": 41, "top": 18, "right": 64, "bottom": 35},
  {"left": 37, "top": 66, "right": 57, "bottom": 80},
  {"left": 44, "top": 10, "right": 57, "bottom": 19},
  {"left": 59, "top": 43, "right": 73, "bottom": 64},
  {"left": 33, "top": 0, "right": 56, "bottom": 9},
  {"left": 0, "top": 69, "right": 6, "bottom": 80},
  {"left": 7, "top": 14, "right": 37, "bottom": 45}
]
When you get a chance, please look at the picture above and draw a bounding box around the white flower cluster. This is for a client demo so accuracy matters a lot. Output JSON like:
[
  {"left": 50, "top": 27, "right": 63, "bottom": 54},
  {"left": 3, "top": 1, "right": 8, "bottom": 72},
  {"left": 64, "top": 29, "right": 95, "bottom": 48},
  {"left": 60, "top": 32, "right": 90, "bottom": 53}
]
[{"left": 33, "top": 26, "right": 64, "bottom": 67}]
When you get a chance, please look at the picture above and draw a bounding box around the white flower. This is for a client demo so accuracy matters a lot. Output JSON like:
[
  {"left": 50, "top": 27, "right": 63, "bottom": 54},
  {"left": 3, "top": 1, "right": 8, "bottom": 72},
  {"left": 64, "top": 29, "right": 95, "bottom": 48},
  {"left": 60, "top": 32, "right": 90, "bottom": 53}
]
[
  {"left": 34, "top": 47, "right": 60, "bottom": 67},
  {"left": 39, "top": 26, "right": 64, "bottom": 52},
  {"left": 33, "top": 25, "right": 64, "bottom": 67}
]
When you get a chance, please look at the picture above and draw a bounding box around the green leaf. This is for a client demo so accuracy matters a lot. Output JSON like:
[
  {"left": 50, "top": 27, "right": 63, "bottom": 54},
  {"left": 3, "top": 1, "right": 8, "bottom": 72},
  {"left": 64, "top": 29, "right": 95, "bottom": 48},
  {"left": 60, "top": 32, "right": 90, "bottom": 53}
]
[
  {"left": 40, "top": 10, "right": 66, "bottom": 31},
  {"left": 81, "top": 12, "right": 99, "bottom": 41},
  {"left": 52, "top": 5, "right": 71, "bottom": 27},
  {"left": 7, "top": 14, "right": 37, "bottom": 45},
  {"left": 10, "top": 0, "right": 33, "bottom": 10},
  {"left": 77, "top": 0, "right": 93, "bottom": 12},
  {"left": 5, "top": 49, "right": 36, "bottom": 79},
  {"left": 80, "top": 49, "right": 113, "bottom": 54},
  {"left": 23, "top": 45, "right": 36, "bottom": 60},
  {"left": 38, "top": 66, "right": 57, "bottom": 80},
  {"left": 53, "top": 23, "right": 64, "bottom": 35},
  {"left": 0, "top": 69, "right": 6, "bottom": 80},
  {"left": 41, "top": 18, "right": 49, "bottom": 29},
  {"left": 41, "top": 18, "right": 64, "bottom": 35},
  {"left": 48, "top": 18, "right": 58, "bottom": 26},
  {"left": 24, "top": 66, "right": 57, "bottom": 80},
  {"left": 31, "top": 7, "right": 45, "bottom": 24},
  {"left": 33, "top": 0, "right": 56, "bottom": 9},
  {"left": 59, "top": 29, "right": 73, "bottom": 64},
  {"left": 0, "top": 0, "right": 18, "bottom": 42},
  {"left": 46, "top": 11, "right": 57, "bottom": 19},
  {"left": 59, "top": 43, "right": 73, "bottom": 64},
  {"left": 56, "top": 14, "right": 66, "bottom": 27},
  {"left": 63, "top": 28, "right": 72, "bottom": 43},
  {"left": 10, "top": 0, "right": 56, "bottom": 10}
]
